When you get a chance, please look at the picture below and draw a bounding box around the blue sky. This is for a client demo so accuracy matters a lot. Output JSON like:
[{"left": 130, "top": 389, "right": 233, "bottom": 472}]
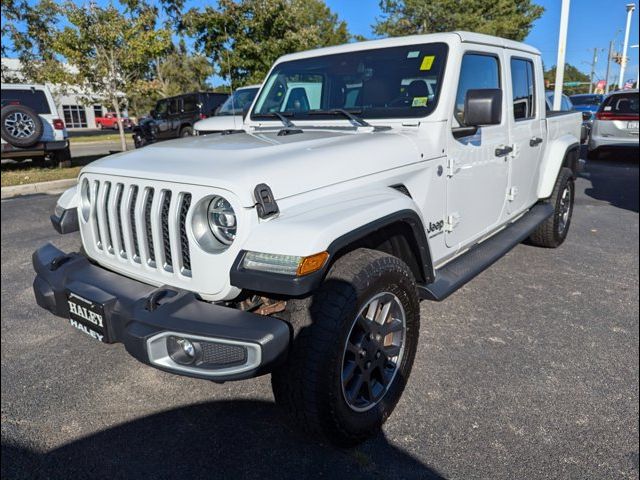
[
  {"left": 327, "top": 0, "right": 640, "bottom": 83},
  {"left": 4, "top": 0, "right": 639, "bottom": 85}
]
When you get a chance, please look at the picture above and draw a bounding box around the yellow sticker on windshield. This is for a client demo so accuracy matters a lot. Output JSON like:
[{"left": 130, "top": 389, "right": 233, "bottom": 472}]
[
  {"left": 412, "top": 97, "right": 428, "bottom": 107},
  {"left": 420, "top": 56, "right": 435, "bottom": 71}
]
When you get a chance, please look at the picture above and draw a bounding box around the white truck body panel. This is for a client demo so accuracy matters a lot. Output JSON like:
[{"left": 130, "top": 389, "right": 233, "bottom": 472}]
[{"left": 64, "top": 32, "right": 580, "bottom": 301}]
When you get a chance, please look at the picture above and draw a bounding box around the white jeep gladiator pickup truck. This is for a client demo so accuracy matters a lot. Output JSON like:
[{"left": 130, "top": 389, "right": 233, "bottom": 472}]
[{"left": 33, "top": 32, "right": 582, "bottom": 446}]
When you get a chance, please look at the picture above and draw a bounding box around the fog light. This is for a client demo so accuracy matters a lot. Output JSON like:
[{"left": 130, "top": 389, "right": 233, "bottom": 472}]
[{"left": 166, "top": 336, "right": 199, "bottom": 365}]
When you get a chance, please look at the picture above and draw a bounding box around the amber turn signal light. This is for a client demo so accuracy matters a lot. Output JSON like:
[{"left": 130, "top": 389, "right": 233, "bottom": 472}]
[{"left": 296, "top": 251, "right": 329, "bottom": 276}]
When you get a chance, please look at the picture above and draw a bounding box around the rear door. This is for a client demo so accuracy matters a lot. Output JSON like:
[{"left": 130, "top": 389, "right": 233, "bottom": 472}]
[
  {"left": 154, "top": 99, "right": 171, "bottom": 139},
  {"left": 506, "top": 55, "right": 545, "bottom": 215},
  {"left": 445, "top": 49, "right": 510, "bottom": 249}
]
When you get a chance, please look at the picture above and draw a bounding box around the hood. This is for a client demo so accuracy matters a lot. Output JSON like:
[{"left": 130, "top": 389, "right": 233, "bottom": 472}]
[
  {"left": 194, "top": 115, "right": 243, "bottom": 132},
  {"left": 82, "top": 128, "right": 423, "bottom": 207}
]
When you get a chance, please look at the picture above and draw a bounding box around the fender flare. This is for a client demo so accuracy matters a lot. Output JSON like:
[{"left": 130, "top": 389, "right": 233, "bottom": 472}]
[
  {"left": 537, "top": 136, "right": 580, "bottom": 199},
  {"left": 230, "top": 190, "right": 434, "bottom": 297}
]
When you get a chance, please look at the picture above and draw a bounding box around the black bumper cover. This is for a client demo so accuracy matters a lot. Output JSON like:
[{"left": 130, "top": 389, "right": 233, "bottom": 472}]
[{"left": 32, "top": 243, "right": 290, "bottom": 381}]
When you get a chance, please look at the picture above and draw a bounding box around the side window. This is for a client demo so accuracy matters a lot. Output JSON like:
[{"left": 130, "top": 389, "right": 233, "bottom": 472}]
[
  {"left": 511, "top": 58, "right": 536, "bottom": 120},
  {"left": 454, "top": 54, "right": 500, "bottom": 126},
  {"left": 156, "top": 100, "right": 168, "bottom": 117},
  {"left": 168, "top": 98, "right": 179, "bottom": 115},
  {"left": 182, "top": 95, "right": 197, "bottom": 113}
]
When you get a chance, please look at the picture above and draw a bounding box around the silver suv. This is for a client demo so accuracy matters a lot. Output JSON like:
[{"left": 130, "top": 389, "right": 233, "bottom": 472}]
[
  {"left": 1, "top": 83, "right": 70, "bottom": 166},
  {"left": 588, "top": 90, "right": 639, "bottom": 159}
]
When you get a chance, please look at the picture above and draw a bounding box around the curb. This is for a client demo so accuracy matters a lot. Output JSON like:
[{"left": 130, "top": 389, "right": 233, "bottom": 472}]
[{"left": 1, "top": 178, "right": 77, "bottom": 200}]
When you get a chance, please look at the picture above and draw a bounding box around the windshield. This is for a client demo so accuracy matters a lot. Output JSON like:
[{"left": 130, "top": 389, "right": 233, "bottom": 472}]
[
  {"left": 251, "top": 42, "right": 448, "bottom": 121},
  {"left": 218, "top": 88, "right": 259, "bottom": 116},
  {"left": 570, "top": 95, "right": 602, "bottom": 106}
]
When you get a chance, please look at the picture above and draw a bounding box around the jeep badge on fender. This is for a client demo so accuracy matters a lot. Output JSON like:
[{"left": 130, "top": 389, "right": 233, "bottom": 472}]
[{"left": 33, "top": 32, "right": 581, "bottom": 446}]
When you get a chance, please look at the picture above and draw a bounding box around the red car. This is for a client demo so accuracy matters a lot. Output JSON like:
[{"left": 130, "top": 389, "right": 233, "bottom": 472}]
[{"left": 95, "top": 112, "right": 133, "bottom": 130}]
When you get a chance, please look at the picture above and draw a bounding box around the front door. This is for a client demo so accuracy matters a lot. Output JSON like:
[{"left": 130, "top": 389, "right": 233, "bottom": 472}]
[
  {"left": 506, "top": 55, "right": 545, "bottom": 215},
  {"left": 445, "top": 50, "right": 510, "bottom": 249}
]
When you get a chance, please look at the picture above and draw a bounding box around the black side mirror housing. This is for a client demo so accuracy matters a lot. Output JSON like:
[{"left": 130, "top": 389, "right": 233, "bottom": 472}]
[
  {"left": 582, "top": 111, "right": 592, "bottom": 121},
  {"left": 464, "top": 89, "right": 503, "bottom": 126}
]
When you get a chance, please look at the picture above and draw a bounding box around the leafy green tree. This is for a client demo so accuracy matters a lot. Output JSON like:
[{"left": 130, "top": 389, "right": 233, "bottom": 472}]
[
  {"left": 128, "top": 39, "right": 214, "bottom": 117},
  {"left": 182, "top": 0, "right": 350, "bottom": 86},
  {"left": 54, "top": 2, "right": 171, "bottom": 151},
  {"left": 544, "top": 64, "right": 591, "bottom": 95},
  {"left": 1, "top": 0, "right": 68, "bottom": 84},
  {"left": 374, "top": 0, "right": 544, "bottom": 41}
]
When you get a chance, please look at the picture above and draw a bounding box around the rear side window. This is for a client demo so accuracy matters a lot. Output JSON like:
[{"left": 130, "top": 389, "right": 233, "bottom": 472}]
[
  {"left": 454, "top": 54, "right": 500, "bottom": 125},
  {"left": 601, "top": 93, "right": 639, "bottom": 114},
  {"left": 1, "top": 88, "right": 51, "bottom": 114},
  {"left": 182, "top": 95, "right": 197, "bottom": 113},
  {"left": 510, "top": 58, "right": 536, "bottom": 120}
]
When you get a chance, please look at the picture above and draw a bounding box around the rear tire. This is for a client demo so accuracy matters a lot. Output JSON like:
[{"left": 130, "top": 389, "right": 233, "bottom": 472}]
[
  {"left": 1, "top": 105, "right": 44, "bottom": 148},
  {"left": 179, "top": 126, "right": 193, "bottom": 137},
  {"left": 528, "top": 167, "right": 575, "bottom": 248},
  {"left": 271, "top": 249, "right": 420, "bottom": 446}
]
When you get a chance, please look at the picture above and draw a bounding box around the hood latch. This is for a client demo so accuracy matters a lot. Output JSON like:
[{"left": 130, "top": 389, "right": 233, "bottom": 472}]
[{"left": 254, "top": 183, "right": 279, "bottom": 219}]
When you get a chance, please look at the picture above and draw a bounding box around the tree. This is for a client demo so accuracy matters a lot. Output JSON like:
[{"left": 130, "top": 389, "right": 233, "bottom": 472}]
[
  {"left": 1, "top": 0, "right": 68, "bottom": 84},
  {"left": 182, "top": 0, "right": 350, "bottom": 86},
  {"left": 374, "top": 0, "right": 544, "bottom": 41},
  {"left": 54, "top": 2, "right": 171, "bottom": 151},
  {"left": 128, "top": 39, "right": 214, "bottom": 118},
  {"left": 544, "top": 64, "right": 591, "bottom": 95}
]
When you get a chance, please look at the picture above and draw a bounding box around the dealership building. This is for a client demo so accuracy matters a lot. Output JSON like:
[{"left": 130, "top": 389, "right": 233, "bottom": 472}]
[{"left": 1, "top": 57, "right": 109, "bottom": 130}]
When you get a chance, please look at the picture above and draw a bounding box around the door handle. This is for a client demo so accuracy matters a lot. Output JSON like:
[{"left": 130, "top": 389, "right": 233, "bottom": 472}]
[
  {"left": 529, "top": 137, "right": 543, "bottom": 147},
  {"left": 495, "top": 145, "right": 513, "bottom": 157}
]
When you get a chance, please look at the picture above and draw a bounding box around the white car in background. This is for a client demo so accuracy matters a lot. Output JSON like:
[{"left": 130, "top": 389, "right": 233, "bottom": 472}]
[
  {"left": 1, "top": 83, "right": 70, "bottom": 166},
  {"left": 588, "top": 90, "right": 639, "bottom": 159},
  {"left": 194, "top": 85, "right": 260, "bottom": 134}
]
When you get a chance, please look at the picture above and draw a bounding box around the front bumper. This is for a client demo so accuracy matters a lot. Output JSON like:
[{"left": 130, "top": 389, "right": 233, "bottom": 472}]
[{"left": 32, "top": 243, "right": 290, "bottom": 381}]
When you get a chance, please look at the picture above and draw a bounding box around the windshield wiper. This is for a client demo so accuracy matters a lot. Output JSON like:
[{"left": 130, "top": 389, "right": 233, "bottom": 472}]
[
  {"left": 309, "top": 109, "right": 370, "bottom": 127},
  {"left": 255, "top": 111, "right": 303, "bottom": 136}
]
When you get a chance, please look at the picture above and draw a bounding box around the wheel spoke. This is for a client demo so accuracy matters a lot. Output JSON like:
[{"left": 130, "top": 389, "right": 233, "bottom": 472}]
[
  {"left": 380, "top": 318, "right": 403, "bottom": 335},
  {"left": 383, "top": 344, "right": 401, "bottom": 358},
  {"left": 365, "top": 299, "right": 379, "bottom": 321},
  {"left": 375, "top": 300, "right": 392, "bottom": 325},
  {"left": 346, "top": 372, "right": 365, "bottom": 401},
  {"left": 342, "top": 360, "right": 358, "bottom": 384}
]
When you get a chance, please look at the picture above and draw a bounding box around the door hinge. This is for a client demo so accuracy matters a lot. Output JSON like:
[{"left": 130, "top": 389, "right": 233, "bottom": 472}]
[
  {"left": 507, "top": 186, "right": 519, "bottom": 202},
  {"left": 444, "top": 213, "right": 460, "bottom": 232},
  {"left": 447, "top": 158, "right": 460, "bottom": 177}
]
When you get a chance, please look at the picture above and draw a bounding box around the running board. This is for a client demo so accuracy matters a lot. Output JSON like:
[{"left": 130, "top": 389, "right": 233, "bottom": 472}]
[{"left": 418, "top": 203, "right": 554, "bottom": 301}]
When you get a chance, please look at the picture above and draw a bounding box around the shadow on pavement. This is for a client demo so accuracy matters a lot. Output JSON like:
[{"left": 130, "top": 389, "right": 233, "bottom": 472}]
[
  {"left": 1, "top": 400, "right": 444, "bottom": 480},
  {"left": 582, "top": 150, "right": 639, "bottom": 213}
]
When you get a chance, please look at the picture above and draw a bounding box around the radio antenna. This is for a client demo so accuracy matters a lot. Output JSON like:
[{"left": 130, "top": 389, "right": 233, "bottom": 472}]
[{"left": 223, "top": 25, "right": 237, "bottom": 127}]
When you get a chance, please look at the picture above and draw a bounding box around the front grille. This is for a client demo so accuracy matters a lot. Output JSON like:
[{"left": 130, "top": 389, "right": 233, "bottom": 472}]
[{"left": 86, "top": 180, "right": 193, "bottom": 278}]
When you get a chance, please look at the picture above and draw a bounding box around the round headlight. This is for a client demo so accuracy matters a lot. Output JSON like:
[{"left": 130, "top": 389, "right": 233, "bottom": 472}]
[
  {"left": 80, "top": 178, "right": 91, "bottom": 221},
  {"left": 207, "top": 196, "right": 236, "bottom": 245}
]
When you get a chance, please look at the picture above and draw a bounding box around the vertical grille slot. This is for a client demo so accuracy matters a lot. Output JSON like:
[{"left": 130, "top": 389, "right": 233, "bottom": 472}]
[
  {"left": 97, "top": 181, "right": 113, "bottom": 254},
  {"left": 180, "top": 194, "right": 192, "bottom": 273},
  {"left": 161, "top": 190, "right": 173, "bottom": 270},
  {"left": 114, "top": 183, "right": 126, "bottom": 258},
  {"left": 144, "top": 188, "right": 155, "bottom": 264},
  {"left": 91, "top": 180, "right": 102, "bottom": 249},
  {"left": 129, "top": 186, "right": 140, "bottom": 261}
]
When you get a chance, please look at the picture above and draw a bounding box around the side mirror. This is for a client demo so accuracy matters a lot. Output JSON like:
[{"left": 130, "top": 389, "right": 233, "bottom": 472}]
[
  {"left": 581, "top": 111, "right": 592, "bottom": 121},
  {"left": 464, "top": 89, "right": 502, "bottom": 126},
  {"left": 149, "top": 110, "right": 156, "bottom": 119}
]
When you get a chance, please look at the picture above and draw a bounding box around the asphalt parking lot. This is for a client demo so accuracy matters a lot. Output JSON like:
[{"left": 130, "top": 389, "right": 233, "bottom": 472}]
[{"left": 1, "top": 155, "right": 638, "bottom": 480}]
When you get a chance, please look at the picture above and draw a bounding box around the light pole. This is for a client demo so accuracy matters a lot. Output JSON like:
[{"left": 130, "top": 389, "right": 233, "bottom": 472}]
[
  {"left": 553, "top": 0, "right": 571, "bottom": 110},
  {"left": 605, "top": 41, "right": 615, "bottom": 93},
  {"left": 618, "top": 3, "right": 636, "bottom": 88}
]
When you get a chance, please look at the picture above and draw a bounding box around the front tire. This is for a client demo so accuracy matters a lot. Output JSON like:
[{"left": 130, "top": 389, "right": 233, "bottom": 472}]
[
  {"left": 528, "top": 167, "right": 575, "bottom": 248},
  {"left": 179, "top": 126, "right": 193, "bottom": 137},
  {"left": 271, "top": 249, "right": 420, "bottom": 446}
]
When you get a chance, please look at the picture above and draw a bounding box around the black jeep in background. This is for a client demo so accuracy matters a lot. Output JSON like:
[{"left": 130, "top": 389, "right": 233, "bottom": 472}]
[{"left": 133, "top": 92, "right": 228, "bottom": 148}]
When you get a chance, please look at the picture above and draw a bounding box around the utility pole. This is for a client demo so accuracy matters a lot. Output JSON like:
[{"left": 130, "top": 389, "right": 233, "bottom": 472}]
[
  {"left": 618, "top": 3, "right": 636, "bottom": 88},
  {"left": 589, "top": 48, "right": 599, "bottom": 93},
  {"left": 605, "top": 41, "right": 614, "bottom": 93},
  {"left": 553, "top": 0, "right": 571, "bottom": 110}
]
